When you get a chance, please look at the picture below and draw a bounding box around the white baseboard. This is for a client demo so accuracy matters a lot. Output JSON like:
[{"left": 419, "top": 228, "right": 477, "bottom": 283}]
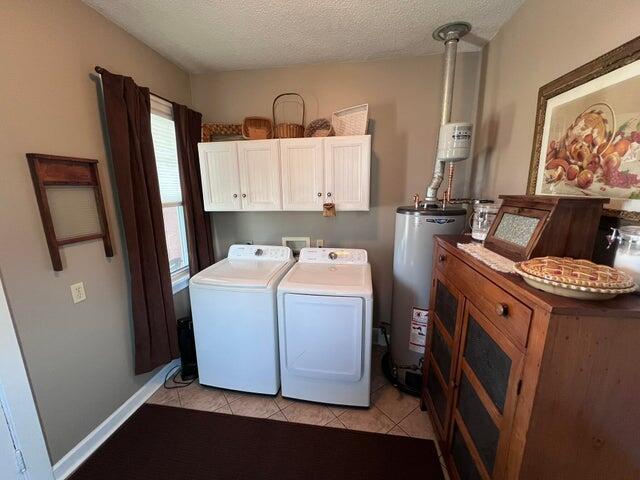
[{"left": 52, "top": 359, "right": 180, "bottom": 480}]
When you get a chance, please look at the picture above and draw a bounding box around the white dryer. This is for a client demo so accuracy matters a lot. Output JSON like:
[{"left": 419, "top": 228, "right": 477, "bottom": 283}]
[
  {"left": 277, "top": 248, "right": 373, "bottom": 407},
  {"left": 190, "top": 244, "right": 294, "bottom": 395}
]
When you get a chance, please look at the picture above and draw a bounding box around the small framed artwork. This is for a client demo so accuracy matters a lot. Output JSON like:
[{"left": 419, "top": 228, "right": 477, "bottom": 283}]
[{"left": 527, "top": 36, "right": 640, "bottom": 221}]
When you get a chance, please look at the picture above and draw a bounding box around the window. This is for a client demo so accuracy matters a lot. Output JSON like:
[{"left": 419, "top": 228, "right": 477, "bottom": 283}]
[{"left": 150, "top": 96, "right": 189, "bottom": 290}]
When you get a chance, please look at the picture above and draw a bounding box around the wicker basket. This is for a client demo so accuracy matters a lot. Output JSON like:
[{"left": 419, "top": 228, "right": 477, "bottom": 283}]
[
  {"left": 332, "top": 104, "right": 369, "bottom": 136},
  {"left": 201, "top": 123, "right": 242, "bottom": 141},
  {"left": 273, "top": 93, "right": 305, "bottom": 138},
  {"left": 242, "top": 117, "right": 273, "bottom": 139},
  {"left": 305, "top": 118, "right": 334, "bottom": 137}
]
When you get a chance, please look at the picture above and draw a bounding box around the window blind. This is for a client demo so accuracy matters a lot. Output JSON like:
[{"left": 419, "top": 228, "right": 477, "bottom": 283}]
[{"left": 150, "top": 100, "right": 182, "bottom": 205}]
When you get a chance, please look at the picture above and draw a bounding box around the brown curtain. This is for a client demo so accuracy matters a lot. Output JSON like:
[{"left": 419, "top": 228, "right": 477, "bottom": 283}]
[
  {"left": 99, "top": 68, "right": 179, "bottom": 374},
  {"left": 172, "top": 103, "right": 215, "bottom": 274}
]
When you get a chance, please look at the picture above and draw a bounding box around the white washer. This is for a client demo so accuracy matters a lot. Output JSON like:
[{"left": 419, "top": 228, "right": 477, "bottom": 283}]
[
  {"left": 190, "top": 244, "right": 294, "bottom": 395},
  {"left": 277, "top": 248, "right": 373, "bottom": 407}
]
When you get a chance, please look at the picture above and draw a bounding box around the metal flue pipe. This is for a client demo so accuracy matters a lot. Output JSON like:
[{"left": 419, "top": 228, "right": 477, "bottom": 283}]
[{"left": 425, "top": 22, "right": 471, "bottom": 203}]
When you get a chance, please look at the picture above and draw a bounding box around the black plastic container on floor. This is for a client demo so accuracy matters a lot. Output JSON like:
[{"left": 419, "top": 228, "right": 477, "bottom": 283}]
[{"left": 177, "top": 316, "right": 198, "bottom": 380}]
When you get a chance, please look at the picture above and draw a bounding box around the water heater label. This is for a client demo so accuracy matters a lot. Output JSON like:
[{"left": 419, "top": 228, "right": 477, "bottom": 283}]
[{"left": 409, "top": 308, "right": 429, "bottom": 353}]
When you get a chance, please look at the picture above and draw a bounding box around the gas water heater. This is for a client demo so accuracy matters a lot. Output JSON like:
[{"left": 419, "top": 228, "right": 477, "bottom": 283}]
[{"left": 388, "top": 22, "right": 473, "bottom": 394}]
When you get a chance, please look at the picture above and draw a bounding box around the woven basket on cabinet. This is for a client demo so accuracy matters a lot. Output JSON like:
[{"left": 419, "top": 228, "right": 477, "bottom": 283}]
[{"left": 272, "top": 92, "right": 305, "bottom": 138}]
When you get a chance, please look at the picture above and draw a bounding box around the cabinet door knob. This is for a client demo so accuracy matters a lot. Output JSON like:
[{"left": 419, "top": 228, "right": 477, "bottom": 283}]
[
  {"left": 233, "top": 194, "right": 238, "bottom": 198},
  {"left": 327, "top": 192, "right": 332, "bottom": 197},
  {"left": 242, "top": 194, "right": 247, "bottom": 198},
  {"left": 439, "top": 254, "right": 447, "bottom": 262},
  {"left": 495, "top": 303, "right": 509, "bottom": 317},
  {"left": 317, "top": 192, "right": 323, "bottom": 197}
]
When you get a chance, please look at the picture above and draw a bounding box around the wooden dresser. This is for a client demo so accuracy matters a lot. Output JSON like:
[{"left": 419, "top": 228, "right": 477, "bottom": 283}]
[{"left": 422, "top": 235, "right": 640, "bottom": 480}]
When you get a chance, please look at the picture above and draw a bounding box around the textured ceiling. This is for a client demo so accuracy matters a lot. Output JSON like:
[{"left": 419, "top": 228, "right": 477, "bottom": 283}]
[{"left": 83, "top": 0, "right": 524, "bottom": 73}]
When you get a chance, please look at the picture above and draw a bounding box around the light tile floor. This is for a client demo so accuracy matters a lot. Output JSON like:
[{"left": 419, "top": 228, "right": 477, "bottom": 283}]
[{"left": 147, "top": 346, "right": 449, "bottom": 478}]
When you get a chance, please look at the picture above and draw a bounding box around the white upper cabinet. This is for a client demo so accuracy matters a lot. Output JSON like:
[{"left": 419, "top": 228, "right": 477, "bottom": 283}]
[
  {"left": 198, "top": 141, "right": 241, "bottom": 211},
  {"left": 280, "top": 138, "right": 324, "bottom": 211},
  {"left": 198, "top": 136, "right": 370, "bottom": 212},
  {"left": 324, "top": 135, "right": 371, "bottom": 211},
  {"left": 237, "top": 140, "right": 282, "bottom": 211}
]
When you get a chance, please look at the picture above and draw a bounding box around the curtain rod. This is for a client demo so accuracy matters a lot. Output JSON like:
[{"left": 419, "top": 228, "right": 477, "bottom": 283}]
[{"left": 94, "top": 66, "right": 175, "bottom": 106}]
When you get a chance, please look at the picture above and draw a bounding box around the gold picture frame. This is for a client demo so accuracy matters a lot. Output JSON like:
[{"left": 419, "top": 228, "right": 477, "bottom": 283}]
[{"left": 527, "top": 36, "right": 640, "bottom": 221}]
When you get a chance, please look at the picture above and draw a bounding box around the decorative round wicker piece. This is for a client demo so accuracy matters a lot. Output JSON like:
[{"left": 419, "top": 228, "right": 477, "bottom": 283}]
[
  {"left": 517, "top": 257, "right": 635, "bottom": 290},
  {"left": 305, "top": 118, "right": 334, "bottom": 137}
]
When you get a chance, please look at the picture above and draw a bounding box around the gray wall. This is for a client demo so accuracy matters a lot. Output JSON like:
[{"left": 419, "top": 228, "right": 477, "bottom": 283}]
[
  {"left": 0, "top": 1, "right": 191, "bottom": 463},
  {"left": 190, "top": 53, "right": 482, "bottom": 324}
]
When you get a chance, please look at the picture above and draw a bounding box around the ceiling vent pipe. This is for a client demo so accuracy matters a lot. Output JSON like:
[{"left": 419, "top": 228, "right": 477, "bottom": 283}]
[{"left": 425, "top": 22, "right": 472, "bottom": 203}]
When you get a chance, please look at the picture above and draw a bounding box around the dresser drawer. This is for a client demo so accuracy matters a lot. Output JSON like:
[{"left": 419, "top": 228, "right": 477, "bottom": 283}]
[{"left": 435, "top": 243, "right": 531, "bottom": 348}]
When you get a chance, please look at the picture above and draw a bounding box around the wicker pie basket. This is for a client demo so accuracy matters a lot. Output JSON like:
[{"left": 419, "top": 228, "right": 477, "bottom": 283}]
[
  {"left": 273, "top": 92, "right": 305, "bottom": 138},
  {"left": 201, "top": 123, "right": 242, "bottom": 141},
  {"left": 242, "top": 117, "right": 273, "bottom": 140}
]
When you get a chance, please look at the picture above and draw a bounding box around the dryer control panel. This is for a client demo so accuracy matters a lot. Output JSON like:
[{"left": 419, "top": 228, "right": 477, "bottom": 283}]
[
  {"left": 299, "top": 248, "right": 368, "bottom": 264},
  {"left": 228, "top": 244, "right": 293, "bottom": 261}
]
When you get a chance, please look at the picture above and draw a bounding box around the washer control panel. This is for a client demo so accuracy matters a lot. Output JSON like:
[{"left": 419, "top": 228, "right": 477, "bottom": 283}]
[
  {"left": 299, "top": 248, "right": 368, "bottom": 264},
  {"left": 228, "top": 244, "right": 293, "bottom": 261}
]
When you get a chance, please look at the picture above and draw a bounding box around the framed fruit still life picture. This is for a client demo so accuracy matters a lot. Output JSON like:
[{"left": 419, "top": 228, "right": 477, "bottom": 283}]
[{"left": 528, "top": 36, "right": 640, "bottom": 221}]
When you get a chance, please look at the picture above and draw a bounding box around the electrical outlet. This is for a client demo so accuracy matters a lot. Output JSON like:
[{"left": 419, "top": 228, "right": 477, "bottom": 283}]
[
  {"left": 315, "top": 239, "right": 324, "bottom": 248},
  {"left": 70, "top": 282, "right": 86, "bottom": 304}
]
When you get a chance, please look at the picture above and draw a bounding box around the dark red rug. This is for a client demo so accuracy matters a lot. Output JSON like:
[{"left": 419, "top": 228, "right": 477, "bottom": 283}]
[{"left": 70, "top": 404, "right": 444, "bottom": 479}]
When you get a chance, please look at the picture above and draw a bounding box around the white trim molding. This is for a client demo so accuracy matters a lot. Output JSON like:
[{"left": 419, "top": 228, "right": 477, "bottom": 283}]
[
  {"left": 53, "top": 359, "right": 179, "bottom": 480},
  {"left": 171, "top": 268, "right": 190, "bottom": 294}
]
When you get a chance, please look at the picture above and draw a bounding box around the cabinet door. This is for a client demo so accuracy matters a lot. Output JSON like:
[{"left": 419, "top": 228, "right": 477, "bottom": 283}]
[
  {"left": 237, "top": 140, "right": 282, "bottom": 211},
  {"left": 448, "top": 301, "right": 524, "bottom": 480},
  {"left": 323, "top": 135, "right": 370, "bottom": 211},
  {"left": 280, "top": 138, "right": 324, "bottom": 211},
  {"left": 423, "top": 270, "right": 465, "bottom": 441},
  {"left": 198, "top": 141, "right": 241, "bottom": 211}
]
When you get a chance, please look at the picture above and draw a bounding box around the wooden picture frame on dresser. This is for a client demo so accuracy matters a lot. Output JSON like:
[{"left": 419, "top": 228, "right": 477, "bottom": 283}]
[{"left": 422, "top": 235, "right": 640, "bottom": 480}]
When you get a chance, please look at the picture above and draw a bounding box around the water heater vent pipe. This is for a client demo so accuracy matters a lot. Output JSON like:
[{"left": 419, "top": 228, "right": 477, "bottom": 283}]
[{"left": 425, "top": 22, "right": 472, "bottom": 203}]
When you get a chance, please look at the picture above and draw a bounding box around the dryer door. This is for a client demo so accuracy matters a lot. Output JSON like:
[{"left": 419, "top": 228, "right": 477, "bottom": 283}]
[{"left": 283, "top": 294, "right": 363, "bottom": 382}]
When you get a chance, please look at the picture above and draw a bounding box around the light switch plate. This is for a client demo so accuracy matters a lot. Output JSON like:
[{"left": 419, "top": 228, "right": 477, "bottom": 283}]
[{"left": 70, "top": 282, "right": 86, "bottom": 304}]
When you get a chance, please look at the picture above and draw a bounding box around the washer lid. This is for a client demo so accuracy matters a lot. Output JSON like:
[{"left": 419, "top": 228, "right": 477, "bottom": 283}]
[
  {"left": 191, "top": 258, "right": 290, "bottom": 288},
  {"left": 279, "top": 263, "right": 373, "bottom": 297}
]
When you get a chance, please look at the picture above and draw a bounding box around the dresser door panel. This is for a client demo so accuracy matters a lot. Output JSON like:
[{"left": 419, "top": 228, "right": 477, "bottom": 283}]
[
  {"left": 451, "top": 422, "right": 486, "bottom": 480},
  {"left": 425, "top": 360, "right": 449, "bottom": 433},
  {"left": 431, "top": 323, "right": 453, "bottom": 382},
  {"left": 449, "top": 301, "right": 524, "bottom": 480},
  {"left": 463, "top": 315, "right": 513, "bottom": 414},
  {"left": 424, "top": 270, "right": 465, "bottom": 442},
  {"left": 434, "top": 278, "right": 459, "bottom": 337},
  {"left": 457, "top": 372, "right": 501, "bottom": 474}
]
